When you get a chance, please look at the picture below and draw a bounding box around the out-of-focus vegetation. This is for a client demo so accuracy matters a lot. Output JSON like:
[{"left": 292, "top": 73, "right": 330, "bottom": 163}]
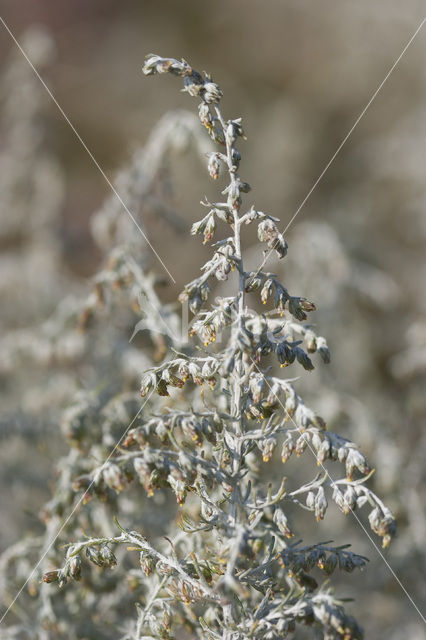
[{"left": 0, "top": 2, "right": 425, "bottom": 638}]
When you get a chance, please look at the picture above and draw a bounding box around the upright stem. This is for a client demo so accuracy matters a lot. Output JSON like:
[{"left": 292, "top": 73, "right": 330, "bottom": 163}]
[
  {"left": 213, "top": 109, "right": 250, "bottom": 637},
  {"left": 214, "top": 106, "right": 246, "bottom": 435}
]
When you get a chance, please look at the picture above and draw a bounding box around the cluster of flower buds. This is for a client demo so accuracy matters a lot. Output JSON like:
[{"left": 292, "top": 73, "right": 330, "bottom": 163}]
[
  {"left": 222, "top": 175, "right": 251, "bottom": 210},
  {"left": 286, "top": 323, "right": 331, "bottom": 363},
  {"left": 306, "top": 485, "right": 328, "bottom": 521},
  {"left": 206, "top": 152, "right": 225, "bottom": 180},
  {"left": 179, "top": 280, "right": 211, "bottom": 315},
  {"left": 368, "top": 506, "right": 396, "bottom": 549},
  {"left": 122, "top": 422, "right": 227, "bottom": 502},
  {"left": 286, "top": 429, "right": 371, "bottom": 476},
  {"left": 263, "top": 377, "right": 325, "bottom": 427},
  {"left": 70, "top": 470, "right": 113, "bottom": 505},
  {"left": 143, "top": 55, "right": 226, "bottom": 151},
  {"left": 43, "top": 543, "right": 117, "bottom": 588},
  {"left": 279, "top": 543, "right": 368, "bottom": 579},
  {"left": 122, "top": 422, "right": 150, "bottom": 449},
  {"left": 141, "top": 356, "right": 221, "bottom": 397},
  {"left": 126, "top": 409, "right": 225, "bottom": 451},
  {"left": 244, "top": 384, "right": 279, "bottom": 421},
  {"left": 101, "top": 462, "right": 129, "bottom": 493},
  {"left": 167, "top": 576, "right": 205, "bottom": 605},
  {"left": 140, "top": 369, "right": 183, "bottom": 398},
  {"left": 32, "top": 53, "right": 402, "bottom": 640},
  {"left": 198, "top": 102, "right": 225, "bottom": 143},
  {"left": 142, "top": 54, "right": 399, "bottom": 639},
  {"left": 179, "top": 415, "right": 219, "bottom": 446},
  {"left": 203, "top": 238, "right": 237, "bottom": 280},
  {"left": 143, "top": 56, "right": 223, "bottom": 106},
  {"left": 133, "top": 452, "right": 191, "bottom": 501},
  {"left": 245, "top": 272, "right": 317, "bottom": 321},
  {"left": 191, "top": 211, "right": 217, "bottom": 244},
  {"left": 140, "top": 355, "right": 221, "bottom": 397},
  {"left": 243, "top": 374, "right": 324, "bottom": 427},
  {"left": 296, "top": 459, "right": 395, "bottom": 547},
  {"left": 257, "top": 218, "right": 288, "bottom": 259},
  {"left": 273, "top": 507, "right": 294, "bottom": 538},
  {"left": 74, "top": 457, "right": 134, "bottom": 502},
  {"left": 143, "top": 55, "right": 190, "bottom": 78},
  {"left": 310, "top": 594, "right": 363, "bottom": 640},
  {"left": 233, "top": 314, "right": 314, "bottom": 373},
  {"left": 190, "top": 297, "right": 236, "bottom": 346},
  {"left": 85, "top": 544, "right": 117, "bottom": 568},
  {"left": 249, "top": 589, "right": 364, "bottom": 639},
  {"left": 260, "top": 436, "right": 278, "bottom": 462},
  {"left": 333, "top": 484, "right": 358, "bottom": 515},
  {"left": 179, "top": 238, "right": 237, "bottom": 313},
  {"left": 275, "top": 339, "right": 314, "bottom": 371}
]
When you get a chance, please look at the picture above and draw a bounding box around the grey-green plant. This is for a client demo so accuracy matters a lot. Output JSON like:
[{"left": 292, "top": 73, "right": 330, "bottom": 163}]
[{"left": 3, "top": 55, "right": 397, "bottom": 640}]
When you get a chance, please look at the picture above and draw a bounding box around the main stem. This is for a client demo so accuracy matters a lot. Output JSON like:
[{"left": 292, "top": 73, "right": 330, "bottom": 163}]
[
  {"left": 215, "top": 108, "right": 247, "bottom": 638},
  {"left": 214, "top": 107, "right": 245, "bottom": 434}
]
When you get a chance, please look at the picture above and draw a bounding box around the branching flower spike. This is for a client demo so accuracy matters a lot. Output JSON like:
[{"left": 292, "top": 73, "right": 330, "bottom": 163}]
[{"left": 43, "top": 55, "right": 396, "bottom": 640}]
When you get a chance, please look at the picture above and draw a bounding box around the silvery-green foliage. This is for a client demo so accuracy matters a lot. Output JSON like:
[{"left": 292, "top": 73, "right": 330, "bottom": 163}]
[
  {"left": 2, "top": 56, "right": 397, "bottom": 640},
  {"left": 36, "top": 56, "right": 396, "bottom": 639}
]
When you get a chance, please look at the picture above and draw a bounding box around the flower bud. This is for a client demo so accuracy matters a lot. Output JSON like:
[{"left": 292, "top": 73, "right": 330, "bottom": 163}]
[
  {"left": 203, "top": 214, "right": 216, "bottom": 244},
  {"left": 260, "top": 279, "right": 273, "bottom": 305},
  {"left": 261, "top": 436, "right": 277, "bottom": 462},
  {"left": 69, "top": 555, "right": 82, "bottom": 580},
  {"left": 295, "top": 433, "right": 310, "bottom": 456},
  {"left": 140, "top": 552, "right": 155, "bottom": 576},
  {"left": 202, "top": 81, "right": 223, "bottom": 104},
  {"left": 100, "top": 545, "right": 117, "bottom": 567},
  {"left": 314, "top": 487, "right": 328, "bottom": 521},
  {"left": 316, "top": 438, "right": 331, "bottom": 464},
  {"left": 189, "top": 291, "right": 203, "bottom": 314},
  {"left": 42, "top": 570, "right": 60, "bottom": 584},
  {"left": 285, "top": 393, "right": 298, "bottom": 416},
  {"left": 86, "top": 546, "right": 103, "bottom": 567},
  {"left": 306, "top": 491, "right": 315, "bottom": 510},
  {"left": 140, "top": 372, "right": 155, "bottom": 397},
  {"left": 343, "top": 486, "right": 357, "bottom": 512},
  {"left": 281, "top": 437, "right": 294, "bottom": 463},
  {"left": 102, "top": 463, "right": 127, "bottom": 492},
  {"left": 295, "top": 347, "right": 314, "bottom": 372},
  {"left": 323, "top": 553, "right": 338, "bottom": 575}
]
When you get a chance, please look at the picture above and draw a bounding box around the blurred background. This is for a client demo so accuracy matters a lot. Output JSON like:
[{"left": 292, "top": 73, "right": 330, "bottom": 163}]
[{"left": 0, "top": 1, "right": 425, "bottom": 638}]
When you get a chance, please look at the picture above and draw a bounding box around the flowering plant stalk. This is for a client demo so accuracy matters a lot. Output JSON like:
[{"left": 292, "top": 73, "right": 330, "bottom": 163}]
[{"left": 44, "top": 55, "right": 396, "bottom": 640}]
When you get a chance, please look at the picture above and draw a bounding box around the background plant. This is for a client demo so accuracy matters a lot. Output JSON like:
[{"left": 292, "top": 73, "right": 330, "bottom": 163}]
[{"left": 0, "top": 33, "right": 208, "bottom": 639}]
